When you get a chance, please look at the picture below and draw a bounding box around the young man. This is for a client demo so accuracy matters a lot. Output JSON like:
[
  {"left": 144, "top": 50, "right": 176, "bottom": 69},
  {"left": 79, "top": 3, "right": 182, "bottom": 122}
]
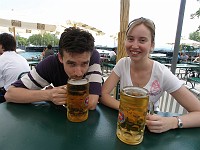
[
  {"left": 5, "top": 27, "right": 102, "bottom": 110},
  {"left": 0, "top": 33, "right": 30, "bottom": 103}
]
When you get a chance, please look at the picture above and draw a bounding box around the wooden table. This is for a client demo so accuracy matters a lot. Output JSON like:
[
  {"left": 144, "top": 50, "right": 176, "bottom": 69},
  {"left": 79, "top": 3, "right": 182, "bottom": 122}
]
[{"left": 165, "top": 63, "right": 200, "bottom": 79}]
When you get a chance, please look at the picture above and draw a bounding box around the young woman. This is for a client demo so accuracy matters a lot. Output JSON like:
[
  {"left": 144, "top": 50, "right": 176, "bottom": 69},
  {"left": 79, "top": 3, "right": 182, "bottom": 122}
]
[{"left": 100, "top": 17, "right": 200, "bottom": 133}]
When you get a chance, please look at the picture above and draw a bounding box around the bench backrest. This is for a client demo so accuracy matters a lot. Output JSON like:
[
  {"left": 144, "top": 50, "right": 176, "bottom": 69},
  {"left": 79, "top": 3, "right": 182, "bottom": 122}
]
[{"left": 159, "top": 86, "right": 200, "bottom": 114}]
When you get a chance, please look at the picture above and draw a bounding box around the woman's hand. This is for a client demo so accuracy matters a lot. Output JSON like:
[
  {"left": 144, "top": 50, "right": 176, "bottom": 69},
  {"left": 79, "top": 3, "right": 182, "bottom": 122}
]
[{"left": 146, "top": 114, "right": 177, "bottom": 133}]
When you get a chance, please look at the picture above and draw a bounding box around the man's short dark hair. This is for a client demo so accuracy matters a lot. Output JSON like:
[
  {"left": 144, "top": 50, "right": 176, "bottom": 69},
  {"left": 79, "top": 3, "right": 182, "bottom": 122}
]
[
  {"left": 59, "top": 27, "right": 95, "bottom": 56},
  {"left": 0, "top": 33, "right": 16, "bottom": 51},
  {"left": 47, "top": 44, "right": 52, "bottom": 49}
]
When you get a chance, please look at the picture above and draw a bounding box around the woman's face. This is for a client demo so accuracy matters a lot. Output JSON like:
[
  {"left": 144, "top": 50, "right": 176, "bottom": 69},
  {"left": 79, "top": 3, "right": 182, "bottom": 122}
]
[{"left": 125, "top": 24, "right": 154, "bottom": 62}]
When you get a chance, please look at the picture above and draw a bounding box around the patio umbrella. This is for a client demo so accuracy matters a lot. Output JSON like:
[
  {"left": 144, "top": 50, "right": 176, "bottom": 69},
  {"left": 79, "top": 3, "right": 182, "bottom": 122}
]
[
  {"left": 117, "top": 0, "right": 130, "bottom": 62},
  {"left": 65, "top": 20, "right": 105, "bottom": 36},
  {"left": 180, "top": 39, "right": 200, "bottom": 48},
  {"left": 0, "top": 18, "right": 56, "bottom": 38},
  {"left": 167, "top": 38, "right": 200, "bottom": 48}
]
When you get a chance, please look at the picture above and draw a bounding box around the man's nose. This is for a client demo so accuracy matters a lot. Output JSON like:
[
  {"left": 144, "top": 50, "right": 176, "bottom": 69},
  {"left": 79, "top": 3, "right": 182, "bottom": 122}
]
[{"left": 74, "top": 67, "right": 83, "bottom": 76}]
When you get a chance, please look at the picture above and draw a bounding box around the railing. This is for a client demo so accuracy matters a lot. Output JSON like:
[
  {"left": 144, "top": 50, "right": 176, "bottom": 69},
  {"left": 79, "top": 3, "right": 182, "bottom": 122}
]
[{"left": 159, "top": 85, "right": 200, "bottom": 114}]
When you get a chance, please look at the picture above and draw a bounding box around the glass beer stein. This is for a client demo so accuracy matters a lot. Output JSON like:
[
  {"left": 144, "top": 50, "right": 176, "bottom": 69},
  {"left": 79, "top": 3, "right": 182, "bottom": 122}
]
[
  {"left": 116, "top": 86, "right": 149, "bottom": 145},
  {"left": 66, "top": 78, "right": 89, "bottom": 122}
]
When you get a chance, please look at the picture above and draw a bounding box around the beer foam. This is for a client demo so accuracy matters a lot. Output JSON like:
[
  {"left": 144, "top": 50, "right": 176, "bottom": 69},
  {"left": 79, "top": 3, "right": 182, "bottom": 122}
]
[
  {"left": 68, "top": 79, "right": 88, "bottom": 85},
  {"left": 123, "top": 86, "right": 149, "bottom": 98}
]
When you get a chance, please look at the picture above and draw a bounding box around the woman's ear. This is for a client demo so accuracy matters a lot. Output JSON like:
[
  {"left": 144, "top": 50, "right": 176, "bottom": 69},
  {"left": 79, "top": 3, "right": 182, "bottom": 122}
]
[{"left": 58, "top": 52, "right": 63, "bottom": 63}]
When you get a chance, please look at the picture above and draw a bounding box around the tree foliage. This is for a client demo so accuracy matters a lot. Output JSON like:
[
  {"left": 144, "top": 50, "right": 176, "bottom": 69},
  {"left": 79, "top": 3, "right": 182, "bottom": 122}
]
[
  {"left": 16, "top": 33, "right": 59, "bottom": 47},
  {"left": 189, "top": 31, "right": 200, "bottom": 42},
  {"left": 28, "top": 33, "right": 59, "bottom": 46},
  {"left": 16, "top": 36, "right": 28, "bottom": 46},
  {"left": 190, "top": 0, "right": 200, "bottom": 31}
]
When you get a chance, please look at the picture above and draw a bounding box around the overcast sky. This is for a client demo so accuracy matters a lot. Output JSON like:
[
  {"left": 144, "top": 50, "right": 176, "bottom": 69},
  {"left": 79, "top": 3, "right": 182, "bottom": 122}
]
[{"left": 0, "top": 0, "right": 199, "bottom": 46}]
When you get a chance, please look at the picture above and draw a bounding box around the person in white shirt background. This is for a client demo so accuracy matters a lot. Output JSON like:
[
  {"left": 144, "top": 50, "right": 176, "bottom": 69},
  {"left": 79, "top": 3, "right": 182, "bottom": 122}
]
[
  {"left": 0, "top": 33, "right": 30, "bottom": 103},
  {"left": 109, "top": 47, "right": 117, "bottom": 58}
]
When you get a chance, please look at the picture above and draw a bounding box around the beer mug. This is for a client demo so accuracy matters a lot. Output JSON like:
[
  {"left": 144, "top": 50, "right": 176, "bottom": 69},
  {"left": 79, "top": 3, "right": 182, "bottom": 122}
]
[
  {"left": 116, "top": 86, "right": 149, "bottom": 145},
  {"left": 66, "top": 78, "right": 89, "bottom": 122}
]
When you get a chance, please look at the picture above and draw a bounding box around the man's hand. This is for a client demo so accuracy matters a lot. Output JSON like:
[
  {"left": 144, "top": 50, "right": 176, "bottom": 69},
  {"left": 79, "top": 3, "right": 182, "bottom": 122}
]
[{"left": 48, "top": 85, "right": 67, "bottom": 105}]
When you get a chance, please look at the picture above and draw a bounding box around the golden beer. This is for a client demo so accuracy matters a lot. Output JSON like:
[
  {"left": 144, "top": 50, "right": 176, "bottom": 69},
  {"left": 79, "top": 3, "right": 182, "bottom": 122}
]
[
  {"left": 116, "top": 86, "right": 149, "bottom": 145},
  {"left": 67, "top": 79, "right": 89, "bottom": 122}
]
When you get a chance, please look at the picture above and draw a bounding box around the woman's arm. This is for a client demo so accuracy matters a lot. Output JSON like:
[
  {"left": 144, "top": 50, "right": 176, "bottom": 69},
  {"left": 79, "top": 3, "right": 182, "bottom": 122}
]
[
  {"left": 146, "top": 86, "right": 200, "bottom": 133},
  {"left": 170, "top": 86, "right": 200, "bottom": 127},
  {"left": 100, "top": 71, "right": 120, "bottom": 110}
]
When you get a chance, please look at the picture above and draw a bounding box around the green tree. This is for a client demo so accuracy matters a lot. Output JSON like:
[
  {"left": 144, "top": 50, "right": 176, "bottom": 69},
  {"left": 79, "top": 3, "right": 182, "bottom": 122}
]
[
  {"left": 28, "top": 34, "right": 43, "bottom": 46},
  {"left": 28, "top": 33, "right": 59, "bottom": 46},
  {"left": 190, "top": 0, "right": 200, "bottom": 31},
  {"left": 189, "top": 31, "right": 200, "bottom": 42},
  {"left": 16, "top": 35, "right": 28, "bottom": 46}
]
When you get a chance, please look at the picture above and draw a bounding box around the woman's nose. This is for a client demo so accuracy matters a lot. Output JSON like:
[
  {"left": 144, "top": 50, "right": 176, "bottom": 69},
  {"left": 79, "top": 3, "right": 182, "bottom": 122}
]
[{"left": 131, "top": 41, "right": 139, "bottom": 48}]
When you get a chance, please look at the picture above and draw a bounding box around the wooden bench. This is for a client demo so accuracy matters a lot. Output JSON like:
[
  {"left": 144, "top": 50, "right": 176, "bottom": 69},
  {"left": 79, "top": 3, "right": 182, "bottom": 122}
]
[
  {"left": 186, "top": 77, "right": 200, "bottom": 88},
  {"left": 102, "top": 62, "right": 115, "bottom": 73}
]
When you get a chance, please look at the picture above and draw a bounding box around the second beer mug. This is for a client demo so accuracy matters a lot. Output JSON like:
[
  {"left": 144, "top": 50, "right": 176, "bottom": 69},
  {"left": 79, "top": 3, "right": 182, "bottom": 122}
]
[
  {"left": 116, "top": 86, "right": 149, "bottom": 145},
  {"left": 66, "top": 78, "right": 89, "bottom": 122}
]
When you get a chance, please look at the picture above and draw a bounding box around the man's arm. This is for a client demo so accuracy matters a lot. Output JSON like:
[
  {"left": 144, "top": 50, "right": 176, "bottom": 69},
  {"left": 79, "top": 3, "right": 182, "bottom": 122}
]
[
  {"left": 88, "top": 94, "right": 99, "bottom": 110},
  {"left": 5, "top": 85, "right": 67, "bottom": 105},
  {"left": 5, "top": 86, "right": 50, "bottom": 103}
]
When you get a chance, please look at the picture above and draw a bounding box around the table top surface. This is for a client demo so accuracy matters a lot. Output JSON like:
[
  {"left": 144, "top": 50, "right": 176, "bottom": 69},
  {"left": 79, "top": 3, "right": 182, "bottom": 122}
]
[
  {"left": 28, "top": 60, "right": 39, "bottom": 63},
  {"left": 150, "top": 53, "right": 167, "bottom": 57},
  {"left": 0, "top": 102, "right": 200, "bottom": 150},
  {"left": 165, "top": 63, "right": 200, "bottom": 68}
]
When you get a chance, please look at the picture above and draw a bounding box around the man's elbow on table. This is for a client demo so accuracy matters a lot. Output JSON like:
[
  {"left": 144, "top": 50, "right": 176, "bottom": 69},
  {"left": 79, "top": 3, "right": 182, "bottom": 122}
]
[{"left": 4, "top": 86, "right": 20, "bottom": 102}]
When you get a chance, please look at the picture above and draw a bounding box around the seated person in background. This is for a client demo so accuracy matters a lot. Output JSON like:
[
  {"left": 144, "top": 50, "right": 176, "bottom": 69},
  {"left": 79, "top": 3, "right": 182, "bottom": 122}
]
[
  {"left": 40, "top": 47, "right": 47, "bottom": 60},
  {"left": 0, "top": 33, "right": 30, "bottom": 103},
  {"left": 180, "top": 53, "right": 189, "bottom": 62},
  {"left": 100, "top": 17, "right": 200, "bottom": 133},
  {"left": 109, "top": 47, "right": 117, "bottom": 64},
  {"left": 193, "top": 53, "right": 200, "bottom": 62},
  {"left": 5, "top": 27, "right": 102, "bottom": 110},
  {"left": 43, "top": 44, "right": 54, "bottom": 59},
  {"left": 109, "top": 47, "right": 117, "bottom": 58}
]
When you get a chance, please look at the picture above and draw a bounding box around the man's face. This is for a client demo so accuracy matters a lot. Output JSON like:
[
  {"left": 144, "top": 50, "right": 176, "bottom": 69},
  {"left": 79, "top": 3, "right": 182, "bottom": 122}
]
[
  {"left": 58, "top": 51, "right": 91, "bottom": 80},
  {"left": 0, "top": 44, "right": 4, "bottom": 55}
]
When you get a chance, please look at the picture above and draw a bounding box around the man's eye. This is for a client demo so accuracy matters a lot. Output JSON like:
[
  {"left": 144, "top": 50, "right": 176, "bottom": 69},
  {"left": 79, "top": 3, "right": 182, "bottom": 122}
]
[
  {"left": 70, "top": 64, "right": 76, "bottom": 67},
  {"left": 67, "top": 63, "right": 76, "bottom": 67},
  {"left": 81, "top": 63, "right": 88, "bottom": 67}
]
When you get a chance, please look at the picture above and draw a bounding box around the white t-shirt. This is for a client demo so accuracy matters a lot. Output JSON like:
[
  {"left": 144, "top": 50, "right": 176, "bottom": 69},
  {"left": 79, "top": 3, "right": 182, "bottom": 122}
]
[
  {"left": 109, "top": 51, "right": 116, "bottom": 58},
  {"left": 113, "top": 57, "right": 183, "bottom": 111},
  {"left": 0, "top": 51, "right": 30, "bottom": 90}
]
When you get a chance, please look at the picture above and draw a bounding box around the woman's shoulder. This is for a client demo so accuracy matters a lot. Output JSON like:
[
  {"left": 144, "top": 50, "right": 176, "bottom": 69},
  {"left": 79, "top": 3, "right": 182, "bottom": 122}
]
[
  {"left": 118, "top": 57, "right": 131, "bottom": 63},
  {"left": 114, "top": 57, "right": 131, "bottom": 70},
  {"left": 153, "top": 61, "right": 167, "bottom": 69}
]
